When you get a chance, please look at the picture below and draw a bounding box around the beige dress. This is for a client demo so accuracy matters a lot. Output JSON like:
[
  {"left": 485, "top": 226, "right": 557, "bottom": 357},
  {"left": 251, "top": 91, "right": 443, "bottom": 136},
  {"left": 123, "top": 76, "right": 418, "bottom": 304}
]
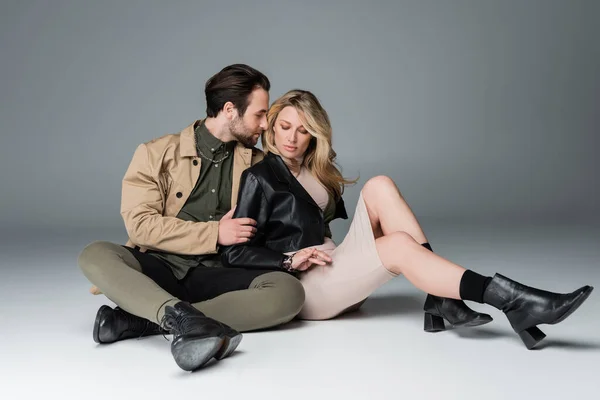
[{"left": 290, "top": 167, "right": 396, "bottom": 320}]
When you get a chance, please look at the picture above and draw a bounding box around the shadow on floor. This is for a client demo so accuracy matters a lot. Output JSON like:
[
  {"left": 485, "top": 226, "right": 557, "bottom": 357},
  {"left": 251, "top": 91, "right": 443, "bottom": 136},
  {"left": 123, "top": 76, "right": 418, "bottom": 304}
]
[
  {"left": 333, "top": 293, "right": 426, "bottom": 320},
  {"left": 534, "top": 338, "right": 600, "bottom": 351}
]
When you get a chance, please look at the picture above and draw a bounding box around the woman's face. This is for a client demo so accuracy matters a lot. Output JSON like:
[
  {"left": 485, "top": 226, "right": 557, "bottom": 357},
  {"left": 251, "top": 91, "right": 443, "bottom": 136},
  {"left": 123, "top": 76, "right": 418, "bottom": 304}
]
[{"left": 273, "top": 106, "right": 312, "bottom": 161}]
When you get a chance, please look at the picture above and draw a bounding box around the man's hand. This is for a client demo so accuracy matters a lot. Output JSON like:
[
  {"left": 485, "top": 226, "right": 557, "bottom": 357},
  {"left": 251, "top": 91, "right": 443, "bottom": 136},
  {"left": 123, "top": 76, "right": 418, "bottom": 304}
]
[
  {"left": 217, "top": 207, "right": 258, "bottom": 246},
  {"left": 291, "top": 248, "right": 332, "bottom": 271}
]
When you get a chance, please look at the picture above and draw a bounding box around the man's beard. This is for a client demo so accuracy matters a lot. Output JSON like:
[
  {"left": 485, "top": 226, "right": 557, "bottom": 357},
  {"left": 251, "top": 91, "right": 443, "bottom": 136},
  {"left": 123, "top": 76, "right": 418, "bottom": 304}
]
[{"left": 229, "top": 116, "right": 262, "bottom": 148}]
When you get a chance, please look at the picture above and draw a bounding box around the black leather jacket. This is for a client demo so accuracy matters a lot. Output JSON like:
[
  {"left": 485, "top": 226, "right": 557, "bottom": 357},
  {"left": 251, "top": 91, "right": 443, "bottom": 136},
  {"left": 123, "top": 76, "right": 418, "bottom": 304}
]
[{"left": 221, "top": 152, "right": 348, "bottom": 271}]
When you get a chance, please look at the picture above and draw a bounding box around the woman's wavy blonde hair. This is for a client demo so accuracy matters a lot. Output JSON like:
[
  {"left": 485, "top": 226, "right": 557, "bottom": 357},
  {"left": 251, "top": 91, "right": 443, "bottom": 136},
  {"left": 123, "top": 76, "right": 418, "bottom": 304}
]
[{"left": 262, "top": 89, "right": 358, "bottom": 199}]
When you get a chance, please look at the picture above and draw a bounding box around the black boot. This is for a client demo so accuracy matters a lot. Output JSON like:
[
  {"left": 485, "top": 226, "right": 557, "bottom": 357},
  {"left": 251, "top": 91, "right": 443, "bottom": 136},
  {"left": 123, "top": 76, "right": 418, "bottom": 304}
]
[
  {"left": 160, "top": 302, "right": 242, "bottom": 372},
  {"left": 483, "top": 273, "right": 594, "bottom": 349},
  {"left": 93, "top": 305, "right": 166, "bottom": 344},
  {"left": 423, "top": 294, "right": 493, "bottom": 332}
]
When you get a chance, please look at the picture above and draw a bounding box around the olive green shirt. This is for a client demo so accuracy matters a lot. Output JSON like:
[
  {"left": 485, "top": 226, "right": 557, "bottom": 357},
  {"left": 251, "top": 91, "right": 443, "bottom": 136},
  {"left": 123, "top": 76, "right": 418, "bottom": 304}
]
[{"left": 147, "top": 121, "right": 235, "bottom": 279}]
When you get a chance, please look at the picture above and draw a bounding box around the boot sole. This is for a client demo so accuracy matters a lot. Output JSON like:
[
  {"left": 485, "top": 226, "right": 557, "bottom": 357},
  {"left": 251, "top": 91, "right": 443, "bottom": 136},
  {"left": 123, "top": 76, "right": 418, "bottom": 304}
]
[
  {"left": 452, "top": 314, "right": 494, "bottom": 328},
  {"left": 93, "top": 305, "right": 112, "bottom": 344},
  {"left": 172, "top": 336, "right": 224, "bottom": 371},
  {"left": 171, "top": 331, "right": 243, "bottom": 371},
  {"left": 214, "top": 331, "right": 243, "bottom": 360}
]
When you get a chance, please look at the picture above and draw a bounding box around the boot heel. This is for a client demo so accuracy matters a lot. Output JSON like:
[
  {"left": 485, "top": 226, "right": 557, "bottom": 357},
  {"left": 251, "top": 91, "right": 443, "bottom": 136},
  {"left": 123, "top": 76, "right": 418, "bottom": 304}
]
[
  {"left": 518, "top": 326, "right": 546, "bottom": 350},
  {"left": 424, "top": 313, "right": 446, "bottom": 332}
]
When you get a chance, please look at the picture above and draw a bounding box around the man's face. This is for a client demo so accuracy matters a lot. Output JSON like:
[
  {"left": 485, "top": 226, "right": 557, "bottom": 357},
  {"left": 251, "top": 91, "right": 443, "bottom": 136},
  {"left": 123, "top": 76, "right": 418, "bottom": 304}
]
[{"left": 229, "top": 88, "right": 269, "bottom": 147}]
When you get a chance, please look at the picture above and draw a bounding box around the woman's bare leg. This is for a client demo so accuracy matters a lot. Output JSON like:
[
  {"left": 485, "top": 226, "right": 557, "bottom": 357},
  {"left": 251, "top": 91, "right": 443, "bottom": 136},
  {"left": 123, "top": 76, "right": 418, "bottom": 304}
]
[
  {"left": 357, "top": 177, "right": 592, "bottom": 349},
  {"left": 361, "top": 175, "right": 428, "bottom": 242},
  {"left": 375, "top": 232, "right": 465, "bottom": 298},
  {"left": 359, "top": 176, "right": 465, "bottom": 298}
]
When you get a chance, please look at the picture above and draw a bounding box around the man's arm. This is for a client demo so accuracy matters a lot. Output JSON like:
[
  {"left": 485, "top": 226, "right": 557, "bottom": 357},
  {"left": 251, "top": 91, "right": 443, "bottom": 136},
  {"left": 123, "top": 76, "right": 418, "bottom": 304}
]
[{"left": 120, "top": 143, "right": 219, "bottom": 255}]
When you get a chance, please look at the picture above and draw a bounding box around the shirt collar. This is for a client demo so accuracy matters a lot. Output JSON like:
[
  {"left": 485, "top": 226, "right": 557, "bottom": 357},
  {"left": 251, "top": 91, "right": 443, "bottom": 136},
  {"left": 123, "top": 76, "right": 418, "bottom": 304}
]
[{"left": 195, "top": 121, "right": 236, "bottom": 155}]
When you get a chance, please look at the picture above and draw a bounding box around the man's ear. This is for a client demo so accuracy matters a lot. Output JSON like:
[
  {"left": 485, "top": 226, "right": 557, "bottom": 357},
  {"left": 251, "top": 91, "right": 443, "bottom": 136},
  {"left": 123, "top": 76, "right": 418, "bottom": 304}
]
[{"left": 223, "top": 101, "right": 237, "bottom": 120}]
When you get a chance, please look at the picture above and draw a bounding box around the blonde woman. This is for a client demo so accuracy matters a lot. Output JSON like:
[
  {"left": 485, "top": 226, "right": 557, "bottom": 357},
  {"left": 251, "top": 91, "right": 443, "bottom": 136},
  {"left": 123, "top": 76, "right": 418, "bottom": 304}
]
[{"left": 221, "top": 89, "right": 593, "bottom": 349}]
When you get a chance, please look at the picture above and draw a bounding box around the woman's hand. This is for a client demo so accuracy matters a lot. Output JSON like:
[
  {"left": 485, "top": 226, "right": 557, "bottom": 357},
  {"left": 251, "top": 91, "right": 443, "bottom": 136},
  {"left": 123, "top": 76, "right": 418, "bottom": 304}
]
[{"left": 291, "top": 248, "right": 332, "bottom": 271}]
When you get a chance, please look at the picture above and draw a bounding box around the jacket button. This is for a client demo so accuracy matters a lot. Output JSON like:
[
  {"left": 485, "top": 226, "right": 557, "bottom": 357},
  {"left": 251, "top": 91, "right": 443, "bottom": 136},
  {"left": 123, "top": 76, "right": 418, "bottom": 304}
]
[
  {"left": 193, "top": 160, "right": 198, "bottom": 166},
  {"left": 176, "top": 192, "right": 183, "bottom": 198}
]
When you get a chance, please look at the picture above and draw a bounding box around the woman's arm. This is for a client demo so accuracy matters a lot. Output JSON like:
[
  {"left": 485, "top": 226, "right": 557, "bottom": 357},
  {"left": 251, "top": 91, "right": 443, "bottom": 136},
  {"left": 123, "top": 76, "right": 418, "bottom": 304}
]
[{"left": 221, "top": 170, "right": 288, "bottom": 270}]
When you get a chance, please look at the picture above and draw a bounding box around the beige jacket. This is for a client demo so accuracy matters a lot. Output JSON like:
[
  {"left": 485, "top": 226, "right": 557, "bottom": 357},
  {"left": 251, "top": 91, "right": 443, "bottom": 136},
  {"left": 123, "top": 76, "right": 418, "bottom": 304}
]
[{"left": 121, "top": 120, "right": 264, "bottom": 255}]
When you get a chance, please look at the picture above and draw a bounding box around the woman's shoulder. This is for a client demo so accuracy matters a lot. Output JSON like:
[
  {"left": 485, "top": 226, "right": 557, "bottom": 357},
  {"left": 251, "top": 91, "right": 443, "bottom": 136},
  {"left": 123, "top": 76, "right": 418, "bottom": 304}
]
[
  {"left": 243, "top": 153, "right": 279, "bottom": 183},
  {"left": 245, "top": 157, "right": 271, "bottom": 176}
]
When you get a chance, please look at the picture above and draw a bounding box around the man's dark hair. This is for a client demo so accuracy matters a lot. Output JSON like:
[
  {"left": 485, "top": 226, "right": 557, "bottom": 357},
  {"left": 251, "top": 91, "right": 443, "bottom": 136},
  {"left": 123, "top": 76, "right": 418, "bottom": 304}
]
[{"left": 205, "top": 64, "right": 270, "bottom": 118}]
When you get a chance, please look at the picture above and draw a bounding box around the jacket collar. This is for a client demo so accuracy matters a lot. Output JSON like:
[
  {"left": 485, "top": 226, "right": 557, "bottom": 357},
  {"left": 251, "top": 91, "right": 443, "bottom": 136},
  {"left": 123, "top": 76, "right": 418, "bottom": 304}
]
[
  {"left": 179, "top": 120, "right": 251, "bottom": 164},
  {"left": 266, "top": 152, "right": 321, "bottom": 211},
  {"left": 179, "top": 120, "right": 200, "bottom": 158}
]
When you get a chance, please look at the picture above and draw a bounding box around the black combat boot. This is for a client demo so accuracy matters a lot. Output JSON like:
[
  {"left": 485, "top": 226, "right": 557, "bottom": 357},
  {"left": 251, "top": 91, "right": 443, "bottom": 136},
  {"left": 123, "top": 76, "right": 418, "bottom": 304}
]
[
  {"left": 93, "top": 305, "right": 166, "bottom": 344},
  {"left": 160, "top": 302, "right": 242, "bottom": 371}
]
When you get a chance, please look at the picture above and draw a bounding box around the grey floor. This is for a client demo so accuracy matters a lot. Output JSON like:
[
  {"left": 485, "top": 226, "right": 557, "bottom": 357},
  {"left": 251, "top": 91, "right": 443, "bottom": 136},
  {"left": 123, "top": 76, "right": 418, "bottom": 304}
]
[{"left": 1, "top": 222, "right": 599, "bottom": 400}]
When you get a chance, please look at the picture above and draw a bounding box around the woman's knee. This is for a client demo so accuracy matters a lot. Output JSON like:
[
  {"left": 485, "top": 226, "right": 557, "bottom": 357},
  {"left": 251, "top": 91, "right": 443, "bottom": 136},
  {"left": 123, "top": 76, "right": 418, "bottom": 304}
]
[
  {"left": 361, "top": 175, "right": 399, "bottom": 199},
  {"left": 376, "top": 231, "right": 416, "bottom": 275},
  {"left": 364, "top": 175, "right": 395, "bottom": 190},
  {"left": 387, "top": 231, "right": 417, "bottom": 248}
]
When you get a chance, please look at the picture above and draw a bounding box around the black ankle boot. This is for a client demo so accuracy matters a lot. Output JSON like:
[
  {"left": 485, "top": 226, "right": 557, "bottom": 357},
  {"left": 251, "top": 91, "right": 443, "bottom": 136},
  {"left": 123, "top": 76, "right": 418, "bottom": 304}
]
[
  {"left": 423, "top": 294, "right": 493, "bottom": 332},
  {"left": 93, "top": 305, "right": 166, "bottom": 344},
  {"left": 483, "top": 273, "right": 593, "bottom": 349},
  {"left": 160, "top": 302, "right": 242, "bottom": 371}
]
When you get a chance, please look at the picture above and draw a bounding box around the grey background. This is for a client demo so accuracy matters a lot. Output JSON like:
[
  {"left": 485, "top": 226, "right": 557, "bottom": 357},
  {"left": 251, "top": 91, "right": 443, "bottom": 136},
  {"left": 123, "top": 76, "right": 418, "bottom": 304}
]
[{"left": 1, "top": 0, "right": 599, "bottom": 238}]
